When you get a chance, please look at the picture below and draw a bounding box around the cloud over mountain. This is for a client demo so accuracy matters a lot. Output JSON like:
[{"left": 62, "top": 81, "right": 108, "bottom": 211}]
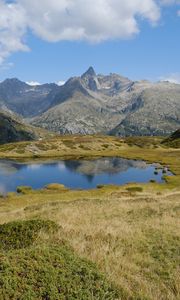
[{"left": 0, "top": 0, "right": 179, "bottom": 64}]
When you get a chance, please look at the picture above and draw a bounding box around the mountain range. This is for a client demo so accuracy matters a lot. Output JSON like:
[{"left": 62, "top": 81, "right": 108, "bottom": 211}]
[{"left": 0, "top": 67, "right": 179, "bottom": 137}]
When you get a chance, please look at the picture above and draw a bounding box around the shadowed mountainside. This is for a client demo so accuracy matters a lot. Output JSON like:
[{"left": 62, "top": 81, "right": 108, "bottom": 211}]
[
  {"left": 162, "top": 128, "right": 180, "bottom": 148},
  {"left": 0, "top": 110, "right": 54, "bottom": 144}
]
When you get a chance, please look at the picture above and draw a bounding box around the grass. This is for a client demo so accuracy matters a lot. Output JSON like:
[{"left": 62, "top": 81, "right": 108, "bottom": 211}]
[
  {"left": 0, "top": 183, "right": 179, "bottom": 299},
  {"left": 0, "top": 135, "right": 179, "bottom": 299}
]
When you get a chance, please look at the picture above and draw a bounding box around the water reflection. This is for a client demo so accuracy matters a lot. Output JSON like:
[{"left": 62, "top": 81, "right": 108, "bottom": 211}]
[
  {"left": 64, "top": 158, "right": 148, "bottom": 175},
  {"left": 0, "top": 158, "right": 172, "bottom": 194}
]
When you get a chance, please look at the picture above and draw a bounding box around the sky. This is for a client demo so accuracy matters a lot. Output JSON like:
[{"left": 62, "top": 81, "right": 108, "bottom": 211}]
[{"left": 0, "top": 0, "right": 180, "bottom": 84}]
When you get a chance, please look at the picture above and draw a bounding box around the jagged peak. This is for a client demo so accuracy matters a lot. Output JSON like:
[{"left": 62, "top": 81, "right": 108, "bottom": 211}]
[{"left": 81, "top": 66, "right": 96, "bottom": 78}]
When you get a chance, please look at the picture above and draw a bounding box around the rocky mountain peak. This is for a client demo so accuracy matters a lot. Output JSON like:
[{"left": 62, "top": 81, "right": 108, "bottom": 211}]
[{"left": 81, "top": 67, "right": 96, "bottom": 78}]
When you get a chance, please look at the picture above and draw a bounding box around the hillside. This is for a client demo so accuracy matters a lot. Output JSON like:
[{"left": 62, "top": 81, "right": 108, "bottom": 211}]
[
  {"left": 162, "top": 128, "right": 180, "bottom": 148},
  {"left": 0, "top": 110, "right": 54, "bottom": 144}
]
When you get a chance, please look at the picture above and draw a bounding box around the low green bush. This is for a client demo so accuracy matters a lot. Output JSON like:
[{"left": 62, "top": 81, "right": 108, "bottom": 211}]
[
  {"left": 0, "top": 219, "right": 58, "bottom": 251},
  {"left": 16, "top": 186, "right": 33, "bottom": 194},
  {"left": 126, "top": 186, "right": 143, "bottom": 192},
  {"left": 0, "top": 245, "right": 120, "bottom": 300}
]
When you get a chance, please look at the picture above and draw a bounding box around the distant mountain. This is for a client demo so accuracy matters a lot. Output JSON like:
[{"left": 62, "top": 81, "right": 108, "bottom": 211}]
[
  {"left": 0, "top": 68, "right": 180, "bottom": 136},
  {"left": 161, "top": 128, "right": 180, "bottom": 148},
  {"left": 31, "top": 67, "right": 180, "bottom": 136},
  {"left": 110, "top": 81, "right": 180, "bottom": 136},
  {"left": 31, "top": 67, "right": 137, "bottom": 134},
  {"left": 0, "top": 78, "right": 60, "bottom": 117},
  {"left": 0, "top": 110, "right": 53, "bottom": 144}
]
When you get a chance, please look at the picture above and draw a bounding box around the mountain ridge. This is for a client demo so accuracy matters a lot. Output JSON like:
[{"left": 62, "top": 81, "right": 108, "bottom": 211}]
[{"left": 0, "top": 67, "right": 179, "bottom": 136}]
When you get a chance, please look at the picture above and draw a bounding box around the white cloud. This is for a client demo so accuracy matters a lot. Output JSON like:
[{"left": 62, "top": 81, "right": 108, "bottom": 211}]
[
  {"left": 18, "top": 0, "right": 161, "bottom": 43},
  {"left": 160, "top": 73, "right": 180, "bottom": 84},
  {"left": 26, "top": 81, "right": 41, "bottom": 86},
  {"left": 177, "top": 9, "right": 180, "bottom": 15},
  {"left": 0, "top": 0, "right": 179, "bottom": 65},
  {"left": 0, "top": 0, "right": 29, "bottom": 64}
]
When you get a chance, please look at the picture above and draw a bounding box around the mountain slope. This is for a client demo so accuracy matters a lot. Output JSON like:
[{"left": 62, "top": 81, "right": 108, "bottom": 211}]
[
  {"left": 0, "top": 79, "right": 60, "bottom": 117},
  {"left": 0, "top": 110, "right": 53, "bottom": 144},
  {"left": 161, "top": 128, "right": 180, "bottom": 148},
  {"left": 111, "top": 82, "right": 180, "bottom": 136}
]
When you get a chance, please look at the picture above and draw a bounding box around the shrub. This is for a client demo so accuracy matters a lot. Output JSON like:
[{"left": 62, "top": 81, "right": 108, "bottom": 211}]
[
  {"left": 44, "top": 183, "right": 67, "bottom": 191},
  {"left": 0, "top": 246, "right": 120, "bottom": 299},
  {"left": 16, "top": 186, "right": 33, "bottom": 194},
  {"left": 96, "top": 184, "right": 105, "bottom": 189},
  {"left": 150, "top": 179, "right": 156, "bottom": 183},
  {"left": 0, "top": 219, "right": 58, "bottom": 251},
  {"left": 126, "top": 186, "right": 143, "bottom": 192}
]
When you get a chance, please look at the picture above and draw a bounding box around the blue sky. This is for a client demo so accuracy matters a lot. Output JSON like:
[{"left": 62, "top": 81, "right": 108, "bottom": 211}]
[{"left": 0, "top": 0, "right": 179, "bottom": 84}]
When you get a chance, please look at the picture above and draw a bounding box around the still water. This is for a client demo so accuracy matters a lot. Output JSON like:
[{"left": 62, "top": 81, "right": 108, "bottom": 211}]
[{"left": 0, "top": 157, "right": 172, "bottom": 194}]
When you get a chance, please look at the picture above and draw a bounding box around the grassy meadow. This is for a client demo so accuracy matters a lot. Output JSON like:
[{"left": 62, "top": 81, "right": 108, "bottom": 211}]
[{"left": 0, "top": 135, "right": 179, "bottom": 299}]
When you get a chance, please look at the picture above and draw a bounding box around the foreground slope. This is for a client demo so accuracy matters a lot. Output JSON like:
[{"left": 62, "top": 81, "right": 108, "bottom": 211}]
[
  {"left": 0, "top": 136, "right": 179, "bottom": 299},
  {"left": 0, "top": 220, "right": 119, "bottom": 299}
]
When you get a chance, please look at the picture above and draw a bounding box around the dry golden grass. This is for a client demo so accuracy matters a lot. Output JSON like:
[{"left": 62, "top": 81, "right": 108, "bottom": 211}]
[
  {"left": 0, "top": 183, "right": 179, "bottom": 300},
  {"left": 0, "top": 135, "right": 179, "bottom": 299}
]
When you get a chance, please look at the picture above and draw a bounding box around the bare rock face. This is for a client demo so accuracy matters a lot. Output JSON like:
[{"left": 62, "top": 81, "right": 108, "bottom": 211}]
[{"left": 0, "top": 68, "right": 180, "bottom": 136}]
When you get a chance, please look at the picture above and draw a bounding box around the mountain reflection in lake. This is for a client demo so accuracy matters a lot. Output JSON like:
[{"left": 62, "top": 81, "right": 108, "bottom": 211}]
[{"left": 0, "top": 158, "right": 172, "bottom": 194}]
